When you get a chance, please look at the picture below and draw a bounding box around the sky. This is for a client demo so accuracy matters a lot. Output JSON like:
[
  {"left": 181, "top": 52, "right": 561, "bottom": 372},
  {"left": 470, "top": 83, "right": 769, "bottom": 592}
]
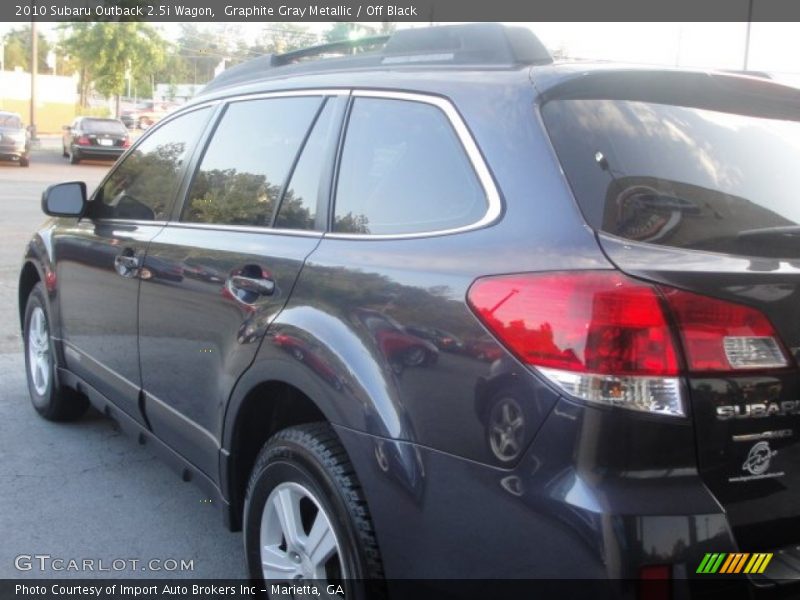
[{"left": 2, "top": 21, "right": 800, "bottom": 85}]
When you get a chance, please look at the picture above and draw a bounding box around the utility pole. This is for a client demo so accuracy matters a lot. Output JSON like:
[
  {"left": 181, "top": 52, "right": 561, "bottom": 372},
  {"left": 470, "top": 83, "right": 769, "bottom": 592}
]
[
  {"left": 743, "top": 0, "right": 754, "bottom": 71},
  {"left": 30, "top": 18, "right": 37, "bottom": 138}
]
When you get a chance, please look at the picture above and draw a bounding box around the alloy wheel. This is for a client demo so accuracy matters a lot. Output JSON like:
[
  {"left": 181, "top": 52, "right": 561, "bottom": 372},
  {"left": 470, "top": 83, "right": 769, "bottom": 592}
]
[
  {"left": 260, "top": 481, "right": 346, "bottom": 586},
  {"left": 27, "top": 306, "right": 51, "bottom": 396}
]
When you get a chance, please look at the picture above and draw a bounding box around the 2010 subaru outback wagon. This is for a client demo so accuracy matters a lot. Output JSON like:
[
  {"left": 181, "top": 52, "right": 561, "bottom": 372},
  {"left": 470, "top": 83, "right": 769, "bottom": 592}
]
[{"left": 18, "top": 23, "right": 800, "bottom": 599}]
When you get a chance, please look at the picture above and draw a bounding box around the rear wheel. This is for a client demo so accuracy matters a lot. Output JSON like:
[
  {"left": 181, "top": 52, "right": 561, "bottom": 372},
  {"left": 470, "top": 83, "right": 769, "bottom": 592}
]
[
  {"left": 19, "top": 156, "right": 29, "bottom": 167},
  {"left": 244, "top": 423, "right": 384, "bottom": 598},
  {"left": 69, "top": 149, "right": 80, "bottom": 165},
  {"left": 23, "top": 283, "right": 89, "bottom": 421},
  {"left": 62, "top": 145, "right": 69, "bottom": 158}
]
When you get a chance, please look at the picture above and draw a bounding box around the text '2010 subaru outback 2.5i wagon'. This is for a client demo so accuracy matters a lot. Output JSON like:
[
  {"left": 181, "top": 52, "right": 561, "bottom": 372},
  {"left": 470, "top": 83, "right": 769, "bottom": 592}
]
[{"left": 18, "top": 23, "right": 800, "bottom": 599}]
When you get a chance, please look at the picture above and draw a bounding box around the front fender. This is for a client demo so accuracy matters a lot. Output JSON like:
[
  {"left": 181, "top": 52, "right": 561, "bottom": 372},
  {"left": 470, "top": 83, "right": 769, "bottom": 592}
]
[{"left": 20, "top": 222, "right": 59, "bottom": 334}]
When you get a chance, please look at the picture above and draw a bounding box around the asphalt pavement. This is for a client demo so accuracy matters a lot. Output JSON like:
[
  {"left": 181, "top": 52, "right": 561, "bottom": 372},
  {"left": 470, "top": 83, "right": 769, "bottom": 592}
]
[{"left": 0, "top": 141, "right": 246, "bottom": 579}]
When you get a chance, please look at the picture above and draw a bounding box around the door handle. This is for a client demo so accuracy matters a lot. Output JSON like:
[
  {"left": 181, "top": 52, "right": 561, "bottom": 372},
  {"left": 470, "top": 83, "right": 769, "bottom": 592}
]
[
  {"left": 114, "top": 251, "right": 141, "bottom": 278},
  {"left": 229, "top": 274, "right": 275, "bottom": 296}
]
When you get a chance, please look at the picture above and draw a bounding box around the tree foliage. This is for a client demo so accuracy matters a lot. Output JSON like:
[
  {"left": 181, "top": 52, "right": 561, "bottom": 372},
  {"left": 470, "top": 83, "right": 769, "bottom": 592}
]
[
  {"left": 42, "top": 22, "right": 320, "bottom": 105},
  {"left": 323, "top": 22, "right": 393, "bottom": 43},
  {"left": 59, "top": 22, "right": 166, "bottom": 101},
  {"left": 2, "top": 26, "right": 52, "bottom": 73}
]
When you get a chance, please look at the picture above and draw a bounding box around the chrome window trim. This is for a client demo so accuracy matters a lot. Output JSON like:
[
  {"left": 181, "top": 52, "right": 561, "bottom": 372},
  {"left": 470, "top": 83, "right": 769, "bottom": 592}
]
[
  {"left": 176, "top": 90, "right": 343, "bottom": 234},
  {"left": 168, "top": 221, "right": 323, "bottom": 238},
  {"left": 221, "top": 88, "right": 350, "bottom": 104},
  {"left": 87, "top": 101, "right": 220, "bottom": 216},
  {"left": 90, "top": 89, "right": 502, "bottom": 240},
  {"left": 87, "top": 218, "right": 169, "bottom": 227},
  {"left": 326, "top": 89, "right": 503, "bottom": 240},
  {"left": 120, "top": 99, "right": 221, "bottom": 154}
]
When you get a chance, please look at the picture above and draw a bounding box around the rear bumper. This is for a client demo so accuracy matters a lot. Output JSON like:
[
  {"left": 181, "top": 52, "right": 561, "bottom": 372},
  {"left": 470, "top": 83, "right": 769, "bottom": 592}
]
[
  {"left": 334, "top": 397, "right": 800, "bottom": 597},
  {"left": 73, "top": 145, "right": 125, "bottom": 158},
  {"left": 0, "top": 142, "right": 28, "bottom": 158}
]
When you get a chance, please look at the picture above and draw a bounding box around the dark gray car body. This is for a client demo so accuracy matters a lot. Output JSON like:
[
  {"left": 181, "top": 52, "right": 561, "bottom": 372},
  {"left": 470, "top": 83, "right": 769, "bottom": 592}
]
[{"left": 18, "top": 47, "right": 800, "bottom": 597}]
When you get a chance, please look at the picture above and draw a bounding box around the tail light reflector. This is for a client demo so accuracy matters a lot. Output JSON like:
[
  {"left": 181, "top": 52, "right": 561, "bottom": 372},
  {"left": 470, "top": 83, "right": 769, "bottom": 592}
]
[
  {"left": 122, "top": 137, "right": 131, "bottom": 148},
  {"left": 659, "top": 287, "right": 789, "bottom": 372},
  {"left": 467, "top": 271, "right": 791, "bottom": 418},
  {"left": 76, "top": 135, "right": 90, "bottom": 146}
]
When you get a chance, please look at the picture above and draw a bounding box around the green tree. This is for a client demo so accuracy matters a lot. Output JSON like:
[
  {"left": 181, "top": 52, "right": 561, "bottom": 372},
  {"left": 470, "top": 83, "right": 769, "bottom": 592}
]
[
  {"left": 186, "top": 169, "right": 281, "bottom": 226},
  {"left": 159, "top": 24, "right": 226, "bottom": 85},
  {"left": 59, "top": 22, "right": 166, "bottom": 108},
  {"left": 57, "top": 22, "right": 95, "bottom": 105},
  {"left": 323, "top": 22, "right": 385, "bottom": 43},
  {"left": 2, "top": 26, "right": 51, "bottom": 73},
  {"left": 253, "top": 24, "right": 317, "bottom": 54},
  {"left": 323, "top": 22, "right": 356, "bottom": 43}
]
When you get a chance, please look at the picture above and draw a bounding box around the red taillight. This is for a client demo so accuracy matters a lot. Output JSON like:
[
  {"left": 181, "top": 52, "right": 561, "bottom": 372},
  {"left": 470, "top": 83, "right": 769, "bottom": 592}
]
[
  {"left": 76, "top": 135, "right": 90, "bottom": 146},
  {"left": 660, "top": 287, "right": 789, "bottom": 372},
  {"left": 467, "top": 270, "right": 791, "bottom": 417},
  {"left": 467, "top": 272, "right": 680, "bottom": 377},
  {"left": 122, "top": 137, "right": 131, "bottom": 148}
]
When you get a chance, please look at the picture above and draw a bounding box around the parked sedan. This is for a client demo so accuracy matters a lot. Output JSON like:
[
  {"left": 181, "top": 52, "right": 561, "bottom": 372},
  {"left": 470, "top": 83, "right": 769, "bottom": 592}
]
[
  {"left": 0, "top": 111, "right": 31, "bottom": 167},
  {"left": 62, "top": 117, "right": 130, "bottom": 164},
  {"left": 120, "top": 100, "right": 178, "bottom": 129}
]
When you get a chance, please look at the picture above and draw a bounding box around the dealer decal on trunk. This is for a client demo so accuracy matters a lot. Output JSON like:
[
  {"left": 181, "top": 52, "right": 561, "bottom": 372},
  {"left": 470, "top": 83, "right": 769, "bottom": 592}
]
[{"left": 729, "top": 441, "right": 784, "bottom": 483}]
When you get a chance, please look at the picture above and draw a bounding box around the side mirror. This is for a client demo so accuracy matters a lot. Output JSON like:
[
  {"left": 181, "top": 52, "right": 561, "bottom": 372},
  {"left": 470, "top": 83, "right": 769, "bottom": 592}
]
[{"left": 42, "top": 182, "right": 87, "bottom": 217}]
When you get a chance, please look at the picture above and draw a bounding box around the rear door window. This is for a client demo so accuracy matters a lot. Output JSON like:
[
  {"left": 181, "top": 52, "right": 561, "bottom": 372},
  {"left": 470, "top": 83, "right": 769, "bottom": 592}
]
[
  {"left": 182, "top": 96, "right": 322, "bottom": 227},
  {"left": 543, "top": 99, "right": 800, "bottom": 258},
  {"left": 333, "top": 97, "right": 487, "bottom": 235}
]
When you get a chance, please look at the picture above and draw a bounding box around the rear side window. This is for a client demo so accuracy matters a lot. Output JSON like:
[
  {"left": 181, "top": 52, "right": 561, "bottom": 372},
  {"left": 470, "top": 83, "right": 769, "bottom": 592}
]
[
  {"left": 333, "top": 97, "right": 487, "bottom": 235},
  {"left": 182, "top": 96, "right": 322, "bottom": 227},
  {"left": 91, "top": 107, "right": 211, "bottom": 221},
  {"left": 543, "top": 99, "right": 800, "bottom": 258}
]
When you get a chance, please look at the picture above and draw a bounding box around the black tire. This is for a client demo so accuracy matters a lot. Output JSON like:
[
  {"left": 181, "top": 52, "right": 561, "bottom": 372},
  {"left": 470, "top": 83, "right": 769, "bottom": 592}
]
[
  {"left": 19, "top": 156, "right": 29, "bottom": 167},
  {"left": 62, "top": 145, "right": 69, "bottom": 158},
  {"left": 23, "top": 282, "right": 89, "bottom": 421},
  {"left": 244, "top": 423, "right": 384, "bottom": 599},
  {"left": 69, "top": 149, "right": 80, "bottom": 165}
]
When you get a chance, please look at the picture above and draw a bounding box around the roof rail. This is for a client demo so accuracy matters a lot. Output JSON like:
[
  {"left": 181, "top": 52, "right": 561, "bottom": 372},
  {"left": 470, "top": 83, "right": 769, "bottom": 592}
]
[
  {"left": 381, "top": 23, "right": 552, "bottom": 66},
  {"left": 274, "top": 35, "right": 391, "bottom": 66},
  {"left": 201, "top": 24, "right": 552, "bottom": 95}
]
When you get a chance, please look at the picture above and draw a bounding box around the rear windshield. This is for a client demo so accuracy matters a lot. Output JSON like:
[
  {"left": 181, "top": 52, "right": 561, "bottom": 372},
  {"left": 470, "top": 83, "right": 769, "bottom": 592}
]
[
  {"left": 0, "top": 114, "right": 22, "bottom": 129},
  {"left": 82, "top": 118, "right": 127, "bottom": 134},
  {"left": 542, "top": 99, "right": 800, "bottom": 258}
]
